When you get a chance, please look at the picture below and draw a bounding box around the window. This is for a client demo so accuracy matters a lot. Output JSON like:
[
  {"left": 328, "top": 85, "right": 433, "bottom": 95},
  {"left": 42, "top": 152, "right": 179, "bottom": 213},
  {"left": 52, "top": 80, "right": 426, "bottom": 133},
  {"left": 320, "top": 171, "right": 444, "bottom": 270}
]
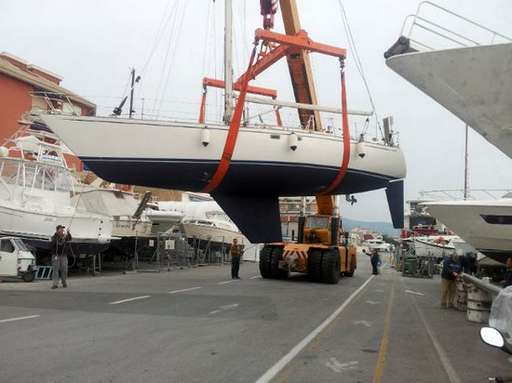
[
  {"left": 481, "top": 215, "right": 512, "bottom": 225},
  {"left": 305, "top": 216, "right": 330, "bottom": 229},
  {"left": 0, "top": 239, "right": 15, "bottom": 253}
]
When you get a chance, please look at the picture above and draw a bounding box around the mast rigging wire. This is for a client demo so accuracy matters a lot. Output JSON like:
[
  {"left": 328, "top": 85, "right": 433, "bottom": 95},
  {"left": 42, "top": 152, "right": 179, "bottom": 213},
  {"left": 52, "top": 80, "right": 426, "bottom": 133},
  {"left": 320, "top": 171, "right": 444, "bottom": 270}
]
[
  {"left": 156, "top": 0, "right": 190, "bottom": 117},
  {"left": 151, "top": 0, "right": 181, "bottom": 114},
  {"left": 139, "top": 0, "right": 179, "bottom": 82},
  {"left": 337, "top": 0, "right": 383, "bottom": 138}
]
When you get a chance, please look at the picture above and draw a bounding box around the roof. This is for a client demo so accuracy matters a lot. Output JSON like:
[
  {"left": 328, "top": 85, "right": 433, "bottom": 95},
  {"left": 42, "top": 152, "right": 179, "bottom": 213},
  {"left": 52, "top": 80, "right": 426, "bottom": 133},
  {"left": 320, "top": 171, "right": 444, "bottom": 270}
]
[{"left": 0, "top": 52, "right": 95, "bottom": 111}]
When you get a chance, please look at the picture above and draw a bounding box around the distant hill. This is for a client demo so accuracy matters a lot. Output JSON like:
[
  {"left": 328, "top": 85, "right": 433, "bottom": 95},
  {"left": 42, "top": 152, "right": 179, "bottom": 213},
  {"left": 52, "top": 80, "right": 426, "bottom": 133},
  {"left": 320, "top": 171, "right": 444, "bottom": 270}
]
[{"left": 342, "top": 217, "right": 399, "bottom": 237}]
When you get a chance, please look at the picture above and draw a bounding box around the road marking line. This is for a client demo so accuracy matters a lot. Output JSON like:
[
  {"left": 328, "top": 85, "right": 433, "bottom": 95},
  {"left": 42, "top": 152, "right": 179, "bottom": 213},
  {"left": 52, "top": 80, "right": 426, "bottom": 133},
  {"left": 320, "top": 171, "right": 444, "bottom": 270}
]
[
  {"left": 109, "top": 295, "right": 151, "bottom": 305},
  {"left": 250, "top": 275, "right": 261, "bottom": 279},
  {"left": 405, "top": 289, "right": 424, "bottom": 296},
  {"left": 353, "top": 320, "right": 372, "bottom": 328},
  {"left": 209, "top": 310, "right": 221, "bottom": 315},
  {"left": 371, "top": 280, "right": 395, "bottom": 383},
  {"left": 168, "top": 287, "right": 202, "bottom": 294},
  {"left": 220, "top": 303, "right": 239, "bottom": 310},
  {"left": 326, "top": 358, "right": 359, "bottom": 373},
  {"left": 408, "top": 285, "right": 462, "bottom": 383},
  {"left": 366, "top": 300, "right": 380, "bottom": 305},
  {"left": 0, "top": 314, "right": 40, "bottom": 324},
  {"left": 254, "top": 275, "right": 375, "bottom": 383},
  {"left": 218, "top": 280, "right": 236, "bottom": 285}
]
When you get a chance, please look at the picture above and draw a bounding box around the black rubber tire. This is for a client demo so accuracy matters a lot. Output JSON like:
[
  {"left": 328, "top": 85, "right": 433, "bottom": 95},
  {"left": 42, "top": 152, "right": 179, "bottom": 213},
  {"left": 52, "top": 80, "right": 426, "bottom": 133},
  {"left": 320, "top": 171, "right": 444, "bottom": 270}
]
[
  {"left": 308, "top": 249, "right": 323, "bottom": 282},
  {"left": 22, "top": 271, "right": 35, "bottom": 283},
  {"left": 321, "top": 250, "right": 341, "bottom": 284},
  {"left": 344, "top": 262, "right": 356, "bottom": 277},
  {"left": 270, "top": 247, "right": 288, "bottom": 280},
  {"left": 259, "top": 245, "right": 273, "bottom": 279}
]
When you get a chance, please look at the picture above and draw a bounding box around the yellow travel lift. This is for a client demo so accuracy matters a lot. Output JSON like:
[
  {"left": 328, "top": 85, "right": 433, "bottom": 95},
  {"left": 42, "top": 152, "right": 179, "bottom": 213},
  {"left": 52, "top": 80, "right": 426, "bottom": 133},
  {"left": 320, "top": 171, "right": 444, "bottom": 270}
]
[
  {"left": 258, "top": 1, "right": 357, "bottom": 284},
  {"left": 259, "top": 195, "right": 357, "bottom": 284}
]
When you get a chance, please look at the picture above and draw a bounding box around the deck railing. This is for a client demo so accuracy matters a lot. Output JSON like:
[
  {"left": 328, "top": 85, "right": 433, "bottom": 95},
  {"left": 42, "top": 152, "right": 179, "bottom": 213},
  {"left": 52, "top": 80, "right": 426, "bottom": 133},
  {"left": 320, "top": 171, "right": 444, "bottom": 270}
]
[
  {"left": 418, "top": 189, "right": 512, "bottom": 202},
  {"left": 400, "top": 1, "right": 512, "bottom": 51}
]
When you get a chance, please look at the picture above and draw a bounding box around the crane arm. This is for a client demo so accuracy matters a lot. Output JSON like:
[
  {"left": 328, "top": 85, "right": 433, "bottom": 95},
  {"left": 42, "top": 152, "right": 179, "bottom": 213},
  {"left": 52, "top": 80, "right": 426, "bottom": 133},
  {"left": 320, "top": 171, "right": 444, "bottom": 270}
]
[{"left": 279, "top": 0, "right": 323, "bottom": 131}]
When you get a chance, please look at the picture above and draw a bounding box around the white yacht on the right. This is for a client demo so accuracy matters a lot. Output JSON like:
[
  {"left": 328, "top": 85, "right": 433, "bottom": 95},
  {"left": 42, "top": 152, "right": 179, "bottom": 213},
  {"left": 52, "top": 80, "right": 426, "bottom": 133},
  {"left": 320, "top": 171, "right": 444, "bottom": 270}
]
[
  {"left": 385, "top": 2, "right": 512, "bottom": 263},
  {"left": 423, "top": 198, "right": 512, "bottom": 263}
]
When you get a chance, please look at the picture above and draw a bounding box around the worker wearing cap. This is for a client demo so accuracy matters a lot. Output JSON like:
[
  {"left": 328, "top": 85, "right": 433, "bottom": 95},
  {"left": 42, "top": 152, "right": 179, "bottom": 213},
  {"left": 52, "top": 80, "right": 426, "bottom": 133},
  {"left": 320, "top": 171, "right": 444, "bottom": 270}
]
[
  {"left": 230, "top": 238, "right": 243, "bottom": 279},
  {"left": 51, "top": 225, "right": 72, "bottom": 289},
  {"left": 440, "top": 253, "right": 461, "bottom": 308}
]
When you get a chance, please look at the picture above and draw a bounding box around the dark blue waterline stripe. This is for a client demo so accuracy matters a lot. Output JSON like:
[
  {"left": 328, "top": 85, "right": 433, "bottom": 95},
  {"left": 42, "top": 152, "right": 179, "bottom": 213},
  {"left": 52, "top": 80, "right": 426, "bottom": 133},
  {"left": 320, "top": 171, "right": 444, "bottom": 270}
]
[{"left": 80, "top": 157, "right": 398, "bottom": 181}]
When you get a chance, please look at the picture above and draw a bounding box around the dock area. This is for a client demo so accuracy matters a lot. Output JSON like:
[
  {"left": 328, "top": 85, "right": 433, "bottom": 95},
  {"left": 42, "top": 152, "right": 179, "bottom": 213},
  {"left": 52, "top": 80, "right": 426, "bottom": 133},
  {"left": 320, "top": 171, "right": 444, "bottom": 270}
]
[{"left": 0, "top": 253, "right": 509, "bottom": 383}]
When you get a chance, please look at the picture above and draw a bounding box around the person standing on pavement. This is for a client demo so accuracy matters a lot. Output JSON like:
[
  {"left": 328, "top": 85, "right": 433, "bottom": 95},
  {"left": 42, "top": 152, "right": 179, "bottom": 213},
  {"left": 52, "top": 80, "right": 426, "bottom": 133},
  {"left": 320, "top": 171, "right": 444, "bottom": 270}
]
[
  {"left": 370, "top": 248, "right": 380, "bottom": 275},
  {"left": 440, "top": 253, "right": 461, "bottom": 308},
  {"left": 51, "top": 225, "right": 72, "bottom": 289},
  {"left": 230, "top": 238, "right": 243, "bottom": 279}
]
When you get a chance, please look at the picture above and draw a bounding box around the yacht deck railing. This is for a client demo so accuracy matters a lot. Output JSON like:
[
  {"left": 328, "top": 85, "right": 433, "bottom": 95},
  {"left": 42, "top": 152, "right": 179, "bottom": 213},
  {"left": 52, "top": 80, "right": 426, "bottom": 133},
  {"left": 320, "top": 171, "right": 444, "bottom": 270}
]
[{"left": 400, "top": 1, "right": 512, "bottom": 51}]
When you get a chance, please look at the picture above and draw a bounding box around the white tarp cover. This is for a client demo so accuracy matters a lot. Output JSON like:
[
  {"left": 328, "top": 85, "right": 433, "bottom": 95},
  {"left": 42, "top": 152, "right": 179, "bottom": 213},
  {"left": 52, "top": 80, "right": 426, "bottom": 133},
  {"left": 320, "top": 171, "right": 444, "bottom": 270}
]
[
  {"left": 489, "top": 286, "right": 512, "bottom": 350},
  {"left": 78, "top": 190, "right": 138, "bottom": 217}
]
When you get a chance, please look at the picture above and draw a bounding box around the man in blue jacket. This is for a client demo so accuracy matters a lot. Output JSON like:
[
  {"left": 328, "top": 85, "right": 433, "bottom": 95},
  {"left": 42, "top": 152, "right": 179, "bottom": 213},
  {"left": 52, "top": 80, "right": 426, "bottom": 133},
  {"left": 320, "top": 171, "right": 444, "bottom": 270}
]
[{"left": 441, "top": 253, "right": 461, "bottom": 308}]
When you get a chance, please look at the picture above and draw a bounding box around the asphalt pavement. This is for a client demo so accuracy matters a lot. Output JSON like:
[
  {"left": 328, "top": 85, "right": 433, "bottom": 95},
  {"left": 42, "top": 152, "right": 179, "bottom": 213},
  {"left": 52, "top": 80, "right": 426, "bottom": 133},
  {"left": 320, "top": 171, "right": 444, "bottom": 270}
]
[{"left": 0, "top": 254, "right": 510, "bottom": 383}]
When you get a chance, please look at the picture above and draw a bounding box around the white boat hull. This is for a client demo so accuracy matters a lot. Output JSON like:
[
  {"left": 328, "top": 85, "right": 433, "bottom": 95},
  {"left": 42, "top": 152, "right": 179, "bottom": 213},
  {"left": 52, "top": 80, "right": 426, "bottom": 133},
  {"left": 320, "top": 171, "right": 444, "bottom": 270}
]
[
  {"left": 413, "top": 237, "right": 455, "bottom": 258},
  {"left": 40, "top": 115, "right": 406, "bottom": 242},
  {"left": 181, "top": 222, "right": 248, "bottom": 247},
  {"left": 424, "top": 200, "right": 512, "bottom": 263},
  {"left": 386, "top": 43, "right": 512, "bottom": 157},
  {"left": 41, "top": 115, "right": 406, "bottom": 196},
  {"left": 0, "top": 202, "right": 110, "bottom": 242}
]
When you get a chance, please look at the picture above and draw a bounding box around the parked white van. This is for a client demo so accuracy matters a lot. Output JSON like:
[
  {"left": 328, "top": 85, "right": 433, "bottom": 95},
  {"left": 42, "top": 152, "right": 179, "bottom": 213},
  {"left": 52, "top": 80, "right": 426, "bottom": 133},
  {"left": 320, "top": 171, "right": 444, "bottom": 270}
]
[{"left": 0, "top": 237, "right": 36, "bottom": 282}]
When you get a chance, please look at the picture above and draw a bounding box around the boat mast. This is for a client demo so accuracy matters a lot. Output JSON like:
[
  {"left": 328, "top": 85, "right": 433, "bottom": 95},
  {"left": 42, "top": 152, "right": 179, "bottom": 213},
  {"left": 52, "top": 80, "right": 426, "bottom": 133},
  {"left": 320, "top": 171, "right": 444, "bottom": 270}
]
[
  {"left": 223, "top": 0, "right": 234, "bottom": 124},
  {"left": 463, "top": 124, "right": 469, "bottom": 200},
  {"left": 129, "top": 68, "right": 136, "bottom": 119}
]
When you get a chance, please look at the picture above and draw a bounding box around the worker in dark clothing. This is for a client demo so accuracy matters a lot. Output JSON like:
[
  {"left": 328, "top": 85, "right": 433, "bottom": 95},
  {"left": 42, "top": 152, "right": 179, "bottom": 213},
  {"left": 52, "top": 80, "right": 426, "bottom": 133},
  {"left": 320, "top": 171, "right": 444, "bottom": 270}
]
[
  {"left": 230, "top": 238, "right": 243, "bottom": 279},
  {"left": 51, "top": 225, "right": 72, "bottom": 289},
  {"left": 504, "top": 257, "right": 512, "bottom": 288},
  {"left": 464, "top": 252, "right": 477, "bottom": 275},
  {"left": 370, "top": 249, "right": 380, "bottom": 275},
  {"left": 441, "top": 253, "right": 461, "bottom": 308}
]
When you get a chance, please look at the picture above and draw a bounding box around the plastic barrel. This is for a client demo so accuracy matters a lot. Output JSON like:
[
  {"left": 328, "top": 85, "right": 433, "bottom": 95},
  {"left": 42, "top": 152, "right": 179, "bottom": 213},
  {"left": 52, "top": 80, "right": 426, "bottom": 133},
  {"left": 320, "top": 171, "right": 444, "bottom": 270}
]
[
  {"left": 466, "top": 284, "right": 491, "bottom": 323},
  {"left": 454, "top": 279, "right": 467, "bottom": 312}
]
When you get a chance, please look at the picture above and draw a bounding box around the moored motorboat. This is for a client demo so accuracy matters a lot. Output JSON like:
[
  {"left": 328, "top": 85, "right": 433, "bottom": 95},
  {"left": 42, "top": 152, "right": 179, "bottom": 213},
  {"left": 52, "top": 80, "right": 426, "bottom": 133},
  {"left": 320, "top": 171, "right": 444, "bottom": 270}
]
[
  {"left": 424, "top": 199, "right": 512, "bottom": 264},
  {"left": 0, "top": 125, "right": 112, "bottom": 263}
]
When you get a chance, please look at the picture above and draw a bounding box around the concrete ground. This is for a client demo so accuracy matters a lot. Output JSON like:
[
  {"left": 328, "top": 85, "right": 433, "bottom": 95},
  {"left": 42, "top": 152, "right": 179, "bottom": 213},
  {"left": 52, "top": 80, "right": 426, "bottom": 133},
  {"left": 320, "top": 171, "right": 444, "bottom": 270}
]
[{"left": 0, "top": 254, "right": 510, "bottom": 383}]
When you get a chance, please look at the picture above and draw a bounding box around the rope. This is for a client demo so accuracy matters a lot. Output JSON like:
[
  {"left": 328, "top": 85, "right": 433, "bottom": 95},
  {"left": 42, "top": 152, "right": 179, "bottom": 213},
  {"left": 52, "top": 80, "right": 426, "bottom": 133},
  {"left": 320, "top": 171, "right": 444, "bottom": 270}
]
[
  {"left": 337, "top": 0, "right": 383, "bottom": 138},
  {"left": 152, "top": 0, "right": 182, "bottom": 116},
  {"left": 156, "top": 0, "right": 190, "bottom": 117},
  {"left": 66, "top": 186, "right": 85, "bottom": 232},
  {"left": 201, "top": 1, "right": 214, "bottom": 78},
  {"left": 139, "top": 0, "right": 179, "bottom": 82}
]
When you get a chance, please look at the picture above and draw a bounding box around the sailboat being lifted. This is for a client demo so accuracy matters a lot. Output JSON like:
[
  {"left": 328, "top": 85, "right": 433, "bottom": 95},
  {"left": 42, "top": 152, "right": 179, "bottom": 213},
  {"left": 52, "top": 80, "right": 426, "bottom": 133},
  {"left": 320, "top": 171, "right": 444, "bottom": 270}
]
[{"left": 40, "top": 0, "right": 406, "bottom": 243}]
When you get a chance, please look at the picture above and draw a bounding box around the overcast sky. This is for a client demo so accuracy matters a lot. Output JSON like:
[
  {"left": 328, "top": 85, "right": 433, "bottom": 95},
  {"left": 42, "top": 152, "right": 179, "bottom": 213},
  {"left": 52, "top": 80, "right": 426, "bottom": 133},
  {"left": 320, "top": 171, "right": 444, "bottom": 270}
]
[{"left": 1, "top": 0, "right": 511, "bottom": 223}]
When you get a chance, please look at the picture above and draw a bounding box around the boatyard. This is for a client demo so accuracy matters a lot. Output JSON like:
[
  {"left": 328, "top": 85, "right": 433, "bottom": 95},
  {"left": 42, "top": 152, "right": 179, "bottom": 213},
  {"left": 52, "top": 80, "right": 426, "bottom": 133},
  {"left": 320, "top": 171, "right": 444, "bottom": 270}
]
[
  {"left": 0, "top": 0, "right": 512, "bottom": 382},
  {"left": 0, "top": 255, "right": 509, "bottom": 383}
]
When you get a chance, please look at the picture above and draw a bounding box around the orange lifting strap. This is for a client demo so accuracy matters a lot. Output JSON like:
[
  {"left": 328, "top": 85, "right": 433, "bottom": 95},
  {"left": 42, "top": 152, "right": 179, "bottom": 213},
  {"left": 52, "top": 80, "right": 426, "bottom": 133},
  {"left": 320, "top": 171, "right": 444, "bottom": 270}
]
[
  {"left": 201, "top": 43, "right": 259, "bottom": 193},
  {"left": 201, "top": 30, "right": 350, "bottom": 195},
  {"left": 319, "top": 59, "right": 350, "bottom": 195}
]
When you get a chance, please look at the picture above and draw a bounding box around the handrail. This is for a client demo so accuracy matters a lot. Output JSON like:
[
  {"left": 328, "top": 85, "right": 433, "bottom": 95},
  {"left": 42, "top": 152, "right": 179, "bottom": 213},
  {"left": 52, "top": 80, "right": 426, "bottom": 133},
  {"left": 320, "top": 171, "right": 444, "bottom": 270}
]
[
  {"left": 462, "top": 273, "right": 503, "bottom": 296},
  {"left": 400, "top": 1, "right": 512, "bottom": 51},
  {"left": 418, "top": 188, "right": 512, "bottom": 201}
]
